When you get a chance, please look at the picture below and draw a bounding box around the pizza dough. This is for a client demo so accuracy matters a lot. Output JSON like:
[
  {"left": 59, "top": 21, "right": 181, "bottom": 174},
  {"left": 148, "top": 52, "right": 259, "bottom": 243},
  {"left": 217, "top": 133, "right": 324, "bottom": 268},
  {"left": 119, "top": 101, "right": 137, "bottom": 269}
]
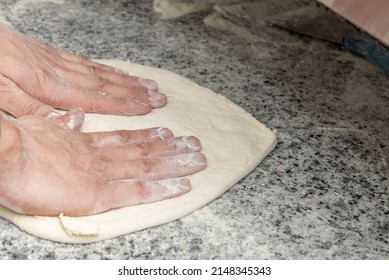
[{"left": 0, "top": 60, "right": 276, "bottom": 243}]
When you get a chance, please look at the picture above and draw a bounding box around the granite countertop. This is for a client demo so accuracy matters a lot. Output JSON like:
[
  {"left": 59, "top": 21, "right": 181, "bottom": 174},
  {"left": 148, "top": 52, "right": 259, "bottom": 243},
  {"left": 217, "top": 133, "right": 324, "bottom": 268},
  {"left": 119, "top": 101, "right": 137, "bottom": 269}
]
[{"left": 0, "top": 0, "right": 388, "bottom": 259}]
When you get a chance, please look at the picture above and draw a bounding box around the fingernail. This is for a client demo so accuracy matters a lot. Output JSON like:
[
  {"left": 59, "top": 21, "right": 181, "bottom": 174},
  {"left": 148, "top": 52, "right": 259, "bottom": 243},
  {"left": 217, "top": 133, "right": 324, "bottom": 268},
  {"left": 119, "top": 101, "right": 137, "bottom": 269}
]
[
  {"left": 167, "top": 136, "right": 201, "bottom": 152},
  {"left": 148, "top": 90, "right": 167, "bottom": 108},
  {"left": 139, "top": 78, "right": 158, "bottom": 91},
  {"left": 60, "top": 108, "right": 85, "bottom": 130},
  {"left": 151, "top": 127, "right": 173, "bottom": 140},
  {"left": 46, "top": 110, "right": 62, "bottom": 120},
  {"left": 182, "top": 136, "right": 201, "bottom": 151},
  {"left": 120, "top": 99, "right": 152, "bottom": 115}
]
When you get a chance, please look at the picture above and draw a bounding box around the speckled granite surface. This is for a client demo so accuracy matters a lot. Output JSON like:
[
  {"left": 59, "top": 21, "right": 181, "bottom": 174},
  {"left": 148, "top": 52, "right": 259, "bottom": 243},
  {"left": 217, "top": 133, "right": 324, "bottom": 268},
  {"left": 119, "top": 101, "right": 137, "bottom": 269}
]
[{"left": 0, "top": 0, "right": 388, "bottom": 259}]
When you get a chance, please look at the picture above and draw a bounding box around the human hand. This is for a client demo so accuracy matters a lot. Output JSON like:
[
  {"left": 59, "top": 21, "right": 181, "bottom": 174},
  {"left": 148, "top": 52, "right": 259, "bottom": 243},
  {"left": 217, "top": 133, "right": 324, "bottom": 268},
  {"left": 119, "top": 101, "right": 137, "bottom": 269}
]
[
  {"left": 0, "top": 23, "right": 166, "bottom": 129},
  {"left": 0, "top": 110, "right": 207, "bottom": 216}
]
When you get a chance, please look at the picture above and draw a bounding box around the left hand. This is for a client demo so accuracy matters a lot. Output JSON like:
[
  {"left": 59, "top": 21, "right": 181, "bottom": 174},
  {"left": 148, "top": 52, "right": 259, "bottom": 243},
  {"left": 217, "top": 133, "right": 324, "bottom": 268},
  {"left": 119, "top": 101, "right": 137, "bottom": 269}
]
[{"left": 0, "top": 110, "right": 207, "bottom": 216}]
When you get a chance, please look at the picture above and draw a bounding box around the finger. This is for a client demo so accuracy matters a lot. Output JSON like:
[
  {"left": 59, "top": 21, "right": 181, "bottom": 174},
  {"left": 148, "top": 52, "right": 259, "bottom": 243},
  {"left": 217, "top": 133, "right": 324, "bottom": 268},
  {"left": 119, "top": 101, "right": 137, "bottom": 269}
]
[
  {"left": 96, "top": 178, "right": 191, "bottom": 212},
  {"left": 50, "top": 84, "right": 153, "bottom": 115},
  {"left": 98, "top": 152, "right": 207, "bottom": 181},
  {"left": 60, "top": 57, "right": 159, "bottom": 91},
  {"left": 0, "top": 75, "right": 59, "bottom": 118},
  {"left": 96, "top": 136, "right": 202, "bottom": 161},
  {"left": 87, "top": 127, "right": 174, "bottom": 147},
  {"left": 148, "top": 90, "right": 167, "bottom": 108},
  {"left": 48, "top": 108, "right": 85, "bottom": 130},
  {"left": 57, "top": 50, "right": 127, "bottom": 73},
  {"left": 60, "top": 70, "right": 167, "bottom": 108},
  {"left": 61, "top": 70, "right": 149, "bottom": 100}
]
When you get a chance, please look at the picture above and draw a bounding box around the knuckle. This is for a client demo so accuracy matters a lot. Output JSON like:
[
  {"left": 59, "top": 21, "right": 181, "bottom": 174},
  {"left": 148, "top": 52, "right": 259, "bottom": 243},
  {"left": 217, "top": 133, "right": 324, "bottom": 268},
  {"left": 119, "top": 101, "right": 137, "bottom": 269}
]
[
  {"left": 137, "top": 159, "right": 153, "bottom": 174},
  {"left": 133, "top": 180, "right": 146, "bottom": 192},
  {"left": 91, "top": 157, "right": 107, "bottom": 173},
  {"left": 93, "top": 76, "right": 109, "bottom": 91},
  {"left": 77, "top": 55, "right": 89, "bottom": 65},
  {"left": 88, "top": 65, "right": 100, "bottom": 76},
  {"left": 84, "top": 89, "right": 105, "bottom": 112},
  {"left": 96, "top": 134, "right": 124, "bottom": 147},
  {"left": 115, "top": 130, "right": 131, "bottom": 142},
  {"left": 131, "top": 180, "right": 152, "bottom": 200},
  {"left": 135, "top": 143, "right": 151, "bottom": 157},
  {"left": 35, "top": 69, "right": 53, "bottom": 88},
  {"left": 32, "top": 69, "right": 60, "bottom": 101}
]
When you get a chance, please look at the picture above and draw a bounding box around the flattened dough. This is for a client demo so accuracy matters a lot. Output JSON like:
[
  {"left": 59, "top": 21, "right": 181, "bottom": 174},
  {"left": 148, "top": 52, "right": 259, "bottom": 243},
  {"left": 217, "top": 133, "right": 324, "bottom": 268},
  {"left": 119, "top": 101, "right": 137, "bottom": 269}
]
[{"left": 0, "top": 60, "right": 276, "bottom": 243}]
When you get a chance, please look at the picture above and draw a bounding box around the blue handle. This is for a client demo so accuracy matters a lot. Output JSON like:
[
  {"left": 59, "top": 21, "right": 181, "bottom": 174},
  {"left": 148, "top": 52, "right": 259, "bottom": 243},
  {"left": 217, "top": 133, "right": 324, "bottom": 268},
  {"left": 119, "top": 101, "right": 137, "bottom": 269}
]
[{"left": 343, "top": 33, "right": 389, "bottom": 74}]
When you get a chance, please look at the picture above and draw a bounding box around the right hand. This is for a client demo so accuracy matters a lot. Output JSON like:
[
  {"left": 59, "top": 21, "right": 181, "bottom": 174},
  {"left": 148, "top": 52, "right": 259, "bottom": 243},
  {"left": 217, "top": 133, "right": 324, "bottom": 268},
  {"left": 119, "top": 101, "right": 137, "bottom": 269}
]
[{"left": 0, "top": 23, "right": 166, "bottom": 129}]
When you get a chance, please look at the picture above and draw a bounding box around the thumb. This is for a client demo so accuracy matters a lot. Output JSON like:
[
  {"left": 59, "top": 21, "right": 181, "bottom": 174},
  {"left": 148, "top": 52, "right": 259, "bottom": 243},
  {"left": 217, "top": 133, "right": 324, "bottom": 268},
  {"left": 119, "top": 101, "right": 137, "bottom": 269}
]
[
  {"left": 0, "top": 74, "right": 57, "bottom": 117},
  {"left": 0, "top": 75, "right": 84, "bottom": 130},
  {"left": 47, "top": 108, "right": 85, "bottom": 130}
]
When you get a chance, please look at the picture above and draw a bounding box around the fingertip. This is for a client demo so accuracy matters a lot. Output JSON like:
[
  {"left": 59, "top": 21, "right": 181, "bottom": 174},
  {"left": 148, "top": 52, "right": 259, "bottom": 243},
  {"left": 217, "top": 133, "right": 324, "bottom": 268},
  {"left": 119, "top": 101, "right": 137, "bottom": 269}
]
[
  {"left": 139, "top": 78, "right": 158, "bottom": 91},
  {"left": 53, "top": 108, "right": 85, "bottom": 130},
  {"left": 150, "top": 127, "right": 174, "bottom": 140},
  {"left": 175, "top": 152, "right": 207, "bottom": 171},
  {"left": 178, "top": 178, "right": 192, "bottom": 193},
  {"left": 114, "top": 99, "right": 152, "bottom": 116},
  {"left": 181, "top": 136, "right": 202, "bottom": 152},
  {"left": 198, "top": 153, "right": 207, "bottom": 166},
  {"left": 148, "top": 90, "right": 167, "bottom": 108},
  {"left": 156, "top": 178, "right": 192, "bottom": 199}
]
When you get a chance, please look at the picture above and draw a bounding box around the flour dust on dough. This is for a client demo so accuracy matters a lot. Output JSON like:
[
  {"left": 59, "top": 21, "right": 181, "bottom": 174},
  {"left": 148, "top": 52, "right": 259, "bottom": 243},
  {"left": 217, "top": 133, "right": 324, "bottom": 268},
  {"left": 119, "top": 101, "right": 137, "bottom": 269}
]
[{"left": 0, "top": 60, "right": 276, "bottom": 243}]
